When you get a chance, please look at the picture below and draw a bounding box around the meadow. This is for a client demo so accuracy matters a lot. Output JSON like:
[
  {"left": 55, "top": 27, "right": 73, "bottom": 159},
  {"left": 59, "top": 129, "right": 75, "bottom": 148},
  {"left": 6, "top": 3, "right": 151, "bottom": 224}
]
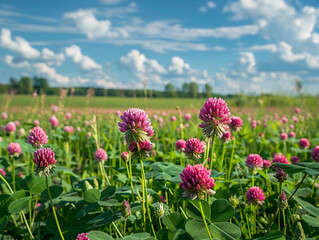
[{"left": 0, "top": 93, "right": 318, "bottom": 240}]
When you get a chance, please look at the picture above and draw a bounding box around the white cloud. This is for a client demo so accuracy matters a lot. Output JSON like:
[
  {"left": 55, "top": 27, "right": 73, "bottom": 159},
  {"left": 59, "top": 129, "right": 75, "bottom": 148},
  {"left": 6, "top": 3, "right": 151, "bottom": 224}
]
[
  {"left": 64, "top": 44, "right": 102, "bottom": 71},
  {"left": 0, "top": 28, "right": 40, "bottom": 59},
  {"left": 64, "top": 9, "right": 129, "bottom": 39},
  {"left": 0, "top": 29, "right": 64, "bottom": 65},
  {"left": 277, "top": 41, "right": 305, "bottom": 62},
  {"left": 119, "top": 49, "right": 213, "bottom": 87},
  {"left": 199, "top": 1, "right": 216, "bottom": 13},
  {"left": 247, "top": 44, "right": 277, "bottom": 52},
  {"left": 4, "top": 55, "right": 30, "bottom": 68},
  {"left": 207, "top": 2, "right": 216, "bottom": 8},
  {"left": 33, "top": 63, "right": 69, "bottom": 84}
]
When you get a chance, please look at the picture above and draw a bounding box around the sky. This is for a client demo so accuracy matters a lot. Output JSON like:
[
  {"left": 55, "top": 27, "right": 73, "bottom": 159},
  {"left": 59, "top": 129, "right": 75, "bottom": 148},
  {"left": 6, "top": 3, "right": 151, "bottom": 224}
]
[{"left": 0, "top": 0, "right": 319, "bottom": 95}]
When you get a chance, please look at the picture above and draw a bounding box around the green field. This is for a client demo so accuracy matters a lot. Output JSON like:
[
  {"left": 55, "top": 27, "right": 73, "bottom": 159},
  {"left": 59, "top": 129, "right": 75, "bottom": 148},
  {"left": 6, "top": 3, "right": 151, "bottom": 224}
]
[{"left": 1, "top": 94, "right": 318, "bottom": 111}]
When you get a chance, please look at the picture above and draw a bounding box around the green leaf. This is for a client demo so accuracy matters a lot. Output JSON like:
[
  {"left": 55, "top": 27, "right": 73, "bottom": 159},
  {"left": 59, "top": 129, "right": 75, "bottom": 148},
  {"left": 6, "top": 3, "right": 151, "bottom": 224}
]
[
  {"left": 20, "top": 173, "right": 50, "bottom": 194},
  {"left": 0, "top": 216, "right": 8, "bottom": 231},
  {"left": 187, "top": 199, "right": 210, "bottom": 221},
  {"left": 124, "top": 233, "right": 150, "bottom": 240},
  {"left": 274, "top": 163, "right": 305, "bottom": 175},
  {"left": 88, "top": 231, "right": 113, "bottom": 240},
  {"left": 162, "top": 212, "right": 184, "bottom": 232},
  {"left": 84, "top": 189, "right": 101, "bottom": 203},
  {"left": 305, "top": 163, "right": 319, "bottom": 176},
  {"left": 11, "top": 190, "right": 27, "bottom": 200},
  {"left": 8, "top": 196, "right": 31, "bottom": 213},
  {"left": 294, "top": 188, "right": 312, "bottom": 198},
  {"left": 254, "top": 230, "right": 285, "bottom": 240},
  {"left": 45, "top": 213, "right": 67, "bottom": 234},
  {"left": 210, "top": 222, "right": 241, "bottom": 240},
  {"left": 185, "top": 220, "right": 210, "bottom": 239},
  {"left": 88, "top": 210, "right": 114, "bottom": 227},
  {"left": 54, "top": 166, "right": 79, "bottom": 177},
  {"left": 101, "top": 186, "right": 116, "bottom": 200},
  {"left": 302, "top": 215, "right": 319, "bottom": 227},
  {"left": 293, "top": 196, "right": 319, "bottom": 217},
  {"left": 0, "top": 194, "right": 13, "bottom": 217},
  {"left": 114, "top": 173, "right": 128, "bottom": 183},
  {"left": 211, "top": 199, "right": 234, "bottom": 222},
  {"left": 40, "top": 185, "right": 63, "bottom": 200}
]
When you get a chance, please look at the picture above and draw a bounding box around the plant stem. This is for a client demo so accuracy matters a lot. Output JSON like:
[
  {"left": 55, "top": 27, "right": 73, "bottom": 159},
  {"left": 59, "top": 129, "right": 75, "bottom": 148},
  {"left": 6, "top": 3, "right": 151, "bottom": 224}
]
[
  {"left": 198, "top": 200, "right": 212, "bottom": 240},
  {"left": 12, "top": 156, "right": 16, "bottom": 191},
  {"left": 209, "top": 132, "right": 216, "bottom": 170},
  {"left": 288, "top": 173, "right": 307, "bottom": 202},
  {"left": 46, "top": 176, "right": 65, "bottom": 240},
  {"left": 112, "top": 222, "right": 124, "bottom": 239},
  {"left": 228, "top": 138, "right": 236, "bottom": 181},
  {"left": 0, "top": 175, "right": 34, "bottom": 239}
]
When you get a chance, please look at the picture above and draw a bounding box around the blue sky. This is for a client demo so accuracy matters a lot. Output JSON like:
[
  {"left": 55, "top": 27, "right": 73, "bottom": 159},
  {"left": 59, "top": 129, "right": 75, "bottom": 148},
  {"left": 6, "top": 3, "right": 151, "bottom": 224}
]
[{"left": 0, "top": 0, "right": 319, "bottom": 94}]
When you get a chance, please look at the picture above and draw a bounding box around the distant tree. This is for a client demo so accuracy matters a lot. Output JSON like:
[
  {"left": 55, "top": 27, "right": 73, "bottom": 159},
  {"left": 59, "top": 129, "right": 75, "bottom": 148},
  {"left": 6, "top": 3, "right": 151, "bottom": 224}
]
[
  {"left": 182, "top": 83, "right": 191, "bottom": 97},
  {"left": 18, "top": 76, "right": 33, "bottom": 94},
  {"left": 204, "top": 84, "right": 212, "bottom": 98},
  {"left": 164, "top": 83, "right": 176, "bottom": 97},
  {"left": 9, "top": 77, "right": 18, "bottom": 92},
  {"left": 295, "top": 79, "right": 302, "bottom": 94},
  {"left": 190, "top": 82, "right": 198, "bottom": 98},
  {"left": 33, "top": 77, "right": 49, "bottom": 94}
]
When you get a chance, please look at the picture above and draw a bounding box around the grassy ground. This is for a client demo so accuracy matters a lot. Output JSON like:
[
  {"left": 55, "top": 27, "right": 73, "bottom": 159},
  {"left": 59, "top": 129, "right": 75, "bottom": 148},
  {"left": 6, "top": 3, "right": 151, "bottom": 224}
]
[{"left": 0, "top": 94, "right": 318, "bottom": 111}]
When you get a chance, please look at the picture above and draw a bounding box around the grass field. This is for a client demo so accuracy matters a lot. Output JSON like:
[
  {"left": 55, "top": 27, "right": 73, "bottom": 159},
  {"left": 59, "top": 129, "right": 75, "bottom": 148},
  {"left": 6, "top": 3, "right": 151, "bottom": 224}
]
[{"left": 1, "top": 94, "right": 318, "bottom": 111}]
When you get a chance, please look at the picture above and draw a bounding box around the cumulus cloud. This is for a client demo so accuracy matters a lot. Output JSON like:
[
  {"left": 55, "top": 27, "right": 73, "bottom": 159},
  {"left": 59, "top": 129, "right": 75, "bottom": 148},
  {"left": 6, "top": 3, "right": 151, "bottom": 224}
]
[
  {"left": 119, "top": 49, "right": 213, "bottom": 87},
  {"left": 64, "top": 44, "right": 102, "bottom": 71},
  {"left": 4, "top": 55, "right": 30, "bottom": 68},
  {"left": 64, "top": 9, "right": 129, "bottom": 39},
  {"left": 199, "top": 1, "right": 216, "bottom": 13},
  {"left": 33, "top": 63, "right": 69, "bottom": 84},
  {"left": 0, "top": 28, "right": 64, "bottom": 65}
]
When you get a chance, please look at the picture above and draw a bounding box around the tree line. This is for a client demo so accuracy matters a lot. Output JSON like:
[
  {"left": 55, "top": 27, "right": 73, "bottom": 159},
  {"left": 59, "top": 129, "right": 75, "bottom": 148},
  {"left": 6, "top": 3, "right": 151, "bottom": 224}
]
[{"left": 0, "top": 76, "right": 213, "bottom": 98}]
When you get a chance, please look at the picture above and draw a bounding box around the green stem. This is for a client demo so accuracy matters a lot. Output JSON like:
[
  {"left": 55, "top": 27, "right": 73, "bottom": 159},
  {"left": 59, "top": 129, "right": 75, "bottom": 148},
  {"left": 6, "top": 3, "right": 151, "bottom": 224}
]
[
  {"left": 0, "top": 175, "right": 34, "bottom": 239},
  {"left": 46, "top": 176, "right": 65, "bottom": 240},
  {"left": 288, "top": 173, "right": 307, "bottom": 202},
  {"left": 209, "top": 132, "right": 216, "bottom": 170},
  {"left": 199, "top": 200, "right": 212, "bottom": 240},
  {"left": 112, "top": 222, "right": 124, "bottom": 239},
  {"left": 228, "top": 138, "right": 236, "bottom": 180},
  {"left": 12, "top": 156, "right": 16, "bottom": 191}
]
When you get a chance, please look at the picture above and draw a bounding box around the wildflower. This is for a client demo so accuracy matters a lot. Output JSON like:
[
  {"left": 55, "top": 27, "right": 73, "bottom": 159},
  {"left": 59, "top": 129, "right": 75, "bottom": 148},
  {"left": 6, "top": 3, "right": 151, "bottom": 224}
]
[
  {"left": 51, "top": 105, "right": 59, "bottom": 113},
  {"left": 18, "top": 172, "right": 23, "bottom": 178},
  {"left": 34, "top": 120, "right": 40, "bottom": 126},
  {"left": 27, "top": 127, "right": 48, "bottom": 148},
  {"left": 63, "top": 126, "right": 74, "bottom": 133},
  {"left": 66, "top": 112, "right": 72, "bottom": 119},
  {"left": 0, "top": 168, "right": 6, "bottom": 176},
  {"left": 49, "top": 116, "right": 59, "bottom": 128},
  {"left": 246, "top": 154, "right": 263, "bottom": 170},
  {"left": 229, "top": 116, "right": 243, "bottom": 131},
  {"left": 127, "top": 140, "right": 152, "bottom": 159},
  {"left": 18, "top": 128, "right": 25, "bottom": 136},
  {"left": 263, "top": 160, "right": 271, "bottom": 169},
  {"left": 246, "top": 186, "right": 265, "bottom": 205},
  {"left": 291, "top": 156, "right": 300, "bottom": 164},
  {"left": 289, "top": 132, "right": 296, "bottom": 138},
  {"left": 184, "top": 138, "right": 206, "bottom": 159},
  {"left": 259, "top": 132, "right": 264, "bottom": 137},
  {"left": 94, "top": 148, "right": 108, "bottom": 162},
  {"left": 120, "top": 152, "right": 129, "bottom": 162},
  {"left": 229, "top": 195, "right": 239, "bottom": 207},
  {"left": 251, "top": 120, "right": 257, "bottom": 129},
  {"left": 295, "top": 108, "right": 300, "bottom": 114},
  {"left": 159, "top": 195, "right": 166, "bottom": 203},
  {"left": 156, "top": 202, "right": 165, "bottom": 218},
  {"left": 273, "top": 154, "right": 290, "bottom": 164},
  {"left": 221, "top": 130, "right": 232, "bottom": 143},
  {"left": 5, "top": 122, "right": 16, "bottom": 133},
  {"left": 1, "top": 112, "right": 8, "bottom": 119},
  {"left": 121, "top": 200, "right": 131, "bottom": 218},
  {"left": 281, "top": 191, "right": 288, "bottom": 210},
  {"left": 180, "top": 164, "right": 215, "bottom": 200},
  {"left": 281, "top": 117, "right": 288, "bottom": 123},
  {"left": 292, "top": 116, "right": 299, "bottom": 123},
  {"left": 75, "top": 233, "right": 90, "bottom": 240},
  {"left": 280, "top": 133, "right": 288, "bottom": 140},
  {"left": 299, "top": 138, "right": 310, "bottom": 149},
  {"left": 118, "top": 108, "right": 154, "bottom": 145},
  {"left": 199, "top": 97, "right": 231, "bottom": 138},
  {"left": 33, "top": 148, "right": 57, "bottom": 177},
  {"left": 176, "top": 139, "right": 186, "bottom": 152},
  {"left": 311, "top": 146, "right": 319, "bottom": 162},
  {"left": 115, "top": 110, "right": 121, "bottom": 116},
  {"left": 14, "top": 121, "right": 20, "bottom": 127},
  {"left": 274, "top": 170, "right": 287, "bottom": 182},
  {"left": 7, "top": 143, "right": 22, "bottom": 157},
  {"left": 184, "top": 113, "right": 191, "bottom": 121},
  {"left": 171, "top": 116, "right": 177, "bottom": 122}
]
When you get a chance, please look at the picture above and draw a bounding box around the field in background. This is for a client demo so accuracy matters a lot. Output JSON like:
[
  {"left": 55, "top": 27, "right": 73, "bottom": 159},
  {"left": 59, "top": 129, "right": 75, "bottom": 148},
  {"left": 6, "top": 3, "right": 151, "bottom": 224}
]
[{"left": 0, "top": 94, "right": 318, "bottom": 112}]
